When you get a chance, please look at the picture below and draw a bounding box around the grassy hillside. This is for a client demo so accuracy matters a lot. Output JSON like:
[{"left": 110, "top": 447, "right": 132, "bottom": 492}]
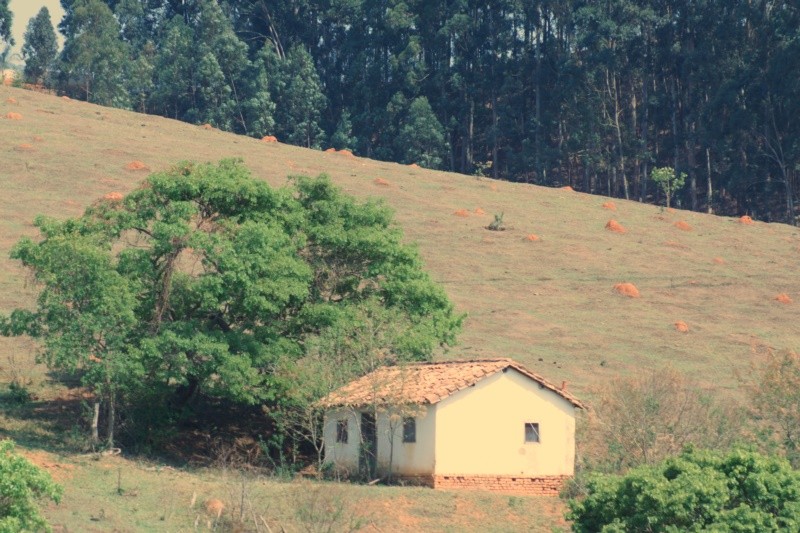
[{"left": 1, "top": 85, "right": 799, "bottom": 530}]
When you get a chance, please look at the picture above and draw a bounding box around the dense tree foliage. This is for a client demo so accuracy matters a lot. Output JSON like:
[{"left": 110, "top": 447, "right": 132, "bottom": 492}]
[
  {"left": 568, "top": 448, "right": 800, "bottom": 532},
  {"left": 0, "top": 440, "right": 62, "bottom": 533},
  {"left": 0, "top": 160, "right": 462, "bottom": 447},
  {"left": 0, "top": 0, "right": 11, "bottom": 47},
  {"left": 44, "top": 1, "right": 800, "bottom": 222},
  {"left": 22, "top": 8, "right": 59, "bottom": 85}
]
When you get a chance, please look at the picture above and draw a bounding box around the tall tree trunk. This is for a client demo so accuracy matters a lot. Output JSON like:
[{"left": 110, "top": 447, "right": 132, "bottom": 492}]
[
  {"left": 91, "top": 401, "right": 100, "bottom": 446},
  {"left": 706, "top": 148, "right": 713, "bottom": 214}
]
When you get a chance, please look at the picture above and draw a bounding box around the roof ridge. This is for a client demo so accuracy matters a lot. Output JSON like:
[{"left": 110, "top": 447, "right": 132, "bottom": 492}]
[{"left": 398, "top": 357, "right": 514, "bottom": 366}]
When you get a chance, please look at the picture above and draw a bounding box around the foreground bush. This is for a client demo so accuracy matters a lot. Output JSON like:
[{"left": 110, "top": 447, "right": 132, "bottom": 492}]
[
  {"left": 568, "top": 448, "right": 800, "bottom": 532},
  {"left": 0, "top": 440, "right": 62, "bottom": 533}
]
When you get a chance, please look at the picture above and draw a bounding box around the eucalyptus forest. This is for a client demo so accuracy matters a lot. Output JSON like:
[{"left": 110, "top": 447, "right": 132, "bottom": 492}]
[{"left": 1, "top": 1, "right": 790, "bottom": 221}]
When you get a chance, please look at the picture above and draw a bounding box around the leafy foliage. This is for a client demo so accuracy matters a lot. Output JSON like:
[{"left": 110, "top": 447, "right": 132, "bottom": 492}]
[
  {"left": 22, "top": 8, "right": 59, "bottom": 85},
  {"left": 568, "top": 448, "right": 800, "bottom": 532},
  {"left": 0, "top": 0, "right": 11, "bottom": 47},
  {"left": 0, "top": 160, "right": 462, "bottom": 447},
  {"left": 650, "top": 167, "right": 687, "bottom": 209},
  {"left": 0, "top": 440, "right": 62, "bottom": 533}
]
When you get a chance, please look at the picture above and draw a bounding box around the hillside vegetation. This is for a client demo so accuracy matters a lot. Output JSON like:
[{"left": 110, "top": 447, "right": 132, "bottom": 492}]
[{"left": 3, "top": 86, "right": 799, "bottom": 397}]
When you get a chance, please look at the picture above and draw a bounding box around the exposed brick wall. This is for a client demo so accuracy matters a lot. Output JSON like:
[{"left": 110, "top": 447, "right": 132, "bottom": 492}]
[{"left": 398, "top": 474, "right": 569, "bottom": 495}]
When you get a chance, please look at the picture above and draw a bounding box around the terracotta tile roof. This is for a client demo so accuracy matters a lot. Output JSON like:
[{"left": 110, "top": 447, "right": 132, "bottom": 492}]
[{"left": 317, "top": 358, "right": 584, "bottom": 409}]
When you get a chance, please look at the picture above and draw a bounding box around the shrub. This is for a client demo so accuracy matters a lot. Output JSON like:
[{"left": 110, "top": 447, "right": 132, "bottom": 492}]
[{"left": 0, "top": 440, "right": 62, "bottom": 533}]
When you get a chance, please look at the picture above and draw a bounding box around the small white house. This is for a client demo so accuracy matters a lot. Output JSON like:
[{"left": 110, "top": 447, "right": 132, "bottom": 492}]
[{"left": 318, "top": 358, "right": 584, "bottom": 494}]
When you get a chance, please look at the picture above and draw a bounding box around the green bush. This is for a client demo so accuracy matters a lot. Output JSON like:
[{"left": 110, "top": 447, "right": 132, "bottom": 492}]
[
  {"left": 0, "top": 440, "right": 62, "bottom": 533},
  {"left": 568, "top": 448, "right": 800, "bottom": 532}
]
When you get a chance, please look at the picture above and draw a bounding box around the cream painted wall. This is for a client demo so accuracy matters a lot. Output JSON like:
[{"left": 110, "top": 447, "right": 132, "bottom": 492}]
[
  {"left": 375, "top": 405, "right": 436, "bottom": 476},
  {"left": 434, "top": 369, "right": 576, "bottom": 476},
  {"left": 323, "top": 407, "right": 361, "bottom": 473}
]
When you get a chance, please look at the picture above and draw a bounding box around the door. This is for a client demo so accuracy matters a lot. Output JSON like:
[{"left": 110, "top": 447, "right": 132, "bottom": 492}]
[{"left": 359, "top": 412, "right": 378, "bottom": 479}]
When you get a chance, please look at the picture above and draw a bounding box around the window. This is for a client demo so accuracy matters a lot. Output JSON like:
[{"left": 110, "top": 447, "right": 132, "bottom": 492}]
[
  {"left": 524, "top": 422, "right": 540, "bottom": 443},
  {"left": 336, "top": 419, "right": 348, "bottom": 444},
  {"left": 402, "top": 417, "right": 416, "bottom": 443}
]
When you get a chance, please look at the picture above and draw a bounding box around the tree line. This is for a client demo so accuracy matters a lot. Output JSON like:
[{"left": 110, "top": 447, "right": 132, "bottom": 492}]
[{"left": 6, "top": 0, "right": 800, "bottom": 222}]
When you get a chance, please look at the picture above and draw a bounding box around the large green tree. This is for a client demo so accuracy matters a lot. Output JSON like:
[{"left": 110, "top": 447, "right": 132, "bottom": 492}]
[
  {"left": 22, "top": 8, "right": 59, "bottom": 84},
  {"left": 569, "top": 448, "right": 800, "bottom": 532},
  {"left": 273, "top": 44, "right": 327, "bottom": 148},
  {"left": 1, "top": 160, "right": 462, "bottom": 447},
  {"left": 0, "top": 440, "right": 62, "bottom": 533}
]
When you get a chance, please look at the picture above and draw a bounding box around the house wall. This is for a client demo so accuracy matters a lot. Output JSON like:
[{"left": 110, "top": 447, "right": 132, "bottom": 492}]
[
  {"left": 322, "top": 407, "right": 361, "bottom": 474},
  {"left": 375, "top": 405, "right": 436, "bottom": 476},
  {"left": 323, "top": 405, "right": 437, "bottom": 477},
  {"left": 434, "top": 369, "right": 576, "bottom": 477}
]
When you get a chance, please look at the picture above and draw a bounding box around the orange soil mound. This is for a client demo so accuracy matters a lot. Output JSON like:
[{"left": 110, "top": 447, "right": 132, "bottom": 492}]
[
  {"left": 337, "top": 149, "right": 354, "bottom": 157},
  {"left": 776, "top": 293, "right": 793, "bottom": 304},
  {"left": 525, "top": 234, "right": 540, "bottom": 241},
  {"left": 489, "top": 183, "right": 498, "bottom": 191},
  {"left": 674, "top": 221, "right": 692, "bottom": 231},
  {"left": 605, "top": 219, "right": 627, "bottom": 233},
  {"left": 15, "top": 143, "right": 35, "bottom": 151},
  {"left": 373, "top": 178, "right": 390, "bottom": 186},
  {"left": 561, "top": 185, "right": 574, "bottom": 191},
  {"left": 125, "top": 160, "right": 149, "bottom": 171},
  {"left": 205, "top": 499, "right": 225, "bottom": 517},
  {"left": 324, "top": 147, "right": 336, "bottom": 153},
  {"left": 261, "top": 135, "right": 278, "bottom": 143},
  {"left": 61, "top": 95, "right": 71, "bottom": 100},
  {"left": 453, "top": 209, "right": 470, "bottom": 217},
  {"left": 474, "top": 207, "right": 486, "bottom": 215},
  {"left": 409, "top": 163, "right": 420, "bottom": 168},
  {"left": 5, "top": 112, "right": 22, "bottom": 120},
  {"left": 602, "top": 201, "right": 617, "bottom": 211},
  {"left": 6, "top": 97, "right": 17, "bottom": 104},
  {"left": 614, "top": 283, "right": 640, "bottom": 298},
  {"left": 103, "top": 192, "right": 124, "bottom": 201},
  {"left": 713, "top": 257, "right": 726, "bottom": 265},
  {"left": 667, "top": 207, "right": 676, "bottom": 213},
  {"left": 674, "top": 321, "right": 690, "bottom": 332},
  {"left": 201, "top": 123, "right": 213, "bottom": 130},
  {"left": 739, "top": 215, "right": 754, "bottom": 225}
]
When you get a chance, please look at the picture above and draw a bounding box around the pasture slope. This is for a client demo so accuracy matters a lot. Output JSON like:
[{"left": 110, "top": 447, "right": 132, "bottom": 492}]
[{"left": 1, "top": 85, "right": 799, "bottom": 531}]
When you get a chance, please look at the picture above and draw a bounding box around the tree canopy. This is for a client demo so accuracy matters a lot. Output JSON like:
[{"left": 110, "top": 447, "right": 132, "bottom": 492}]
[
  {"left": 22, "top": 8, "right": 59, "bottom": 84},
  {"left": 0, "top": 160, "right": 462, "bottom": 447},
  {"left": 0, "top": 440, "right": 62, "bottom": 533},
  {"left": 568, "top": 448, "right": 800, "bottom": 532}
]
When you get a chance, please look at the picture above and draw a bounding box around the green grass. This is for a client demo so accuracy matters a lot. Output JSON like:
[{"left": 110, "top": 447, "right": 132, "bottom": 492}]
[{"left": 1, "top": 85, "right": 799, "bottom": 531}]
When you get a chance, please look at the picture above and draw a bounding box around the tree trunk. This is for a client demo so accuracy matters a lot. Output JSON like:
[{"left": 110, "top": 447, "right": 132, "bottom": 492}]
[
  {"left": 106, "top": 391, "right": 115, "bottom": 449},
  {"left": 706, "top": 148, "right": 713, "bottom": 214},
  {"left": 91, "top": 401, "right": 100, "bottom": 446}
]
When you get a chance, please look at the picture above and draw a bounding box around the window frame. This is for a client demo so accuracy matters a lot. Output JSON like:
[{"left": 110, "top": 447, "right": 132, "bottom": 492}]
[
  {"left": 524, "top": 422, "right": 540, "bottom": 443},
  {"left": 402, "top": 417, "right": 416, "bottom": 443},
  {"left": 336, "top": 419, "right": 349, "bottom": 444}
]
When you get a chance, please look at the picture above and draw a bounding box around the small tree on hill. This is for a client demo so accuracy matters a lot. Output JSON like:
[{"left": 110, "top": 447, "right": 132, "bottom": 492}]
[
  {"left": 0, "top": 440, "right": 63, "bottom": 533},
  {"left": 274, "top": 45, "right": 327, "bottom": 148},
  {"left": 651, "top": 166, "right": 687, "bottom": 208},
  {"left": 330, "top": 110, "right": 357, "bottom": 151},
  {"left": 568, "top": 448, "right": 800, "bottom": 532},
  {"left": 22, "top": 7, "right": 59, "bottom": 85},
  {"left": 396, "top": 97, "right": 449, "bottom": 169}
]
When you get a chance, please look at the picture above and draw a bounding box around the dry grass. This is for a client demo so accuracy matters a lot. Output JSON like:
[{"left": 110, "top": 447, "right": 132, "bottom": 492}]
[{"left": 1, "top": 85, "right": 800, "bottom": 528}]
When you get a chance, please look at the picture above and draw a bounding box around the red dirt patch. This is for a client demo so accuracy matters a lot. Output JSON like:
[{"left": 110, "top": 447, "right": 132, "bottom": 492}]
[
  {"left": 103, "top": 192, "right": 124, "bottom": 202},
  {"left": 713, "top": 257, "right": 726, "bottom": 265},
  {"left": 15, "top": 143, "right": 35, "bottom": 152},
  {"left": 6, "top": 97, "right": 17, "bottom": 104},
  {"left": 614, "top": 283, "right": 640, "bottom": 298},
  {"left": 338, "top": 149, "right": 354, "bottom": 157},
  {"left": 19, "top": 450, "right": 75, "bottom": 482},
  {"left": 261, "top": 135, "right": 278, "bottom": 143},
  {"left": 5, "top": 112, "right": 22, "bottom": 120},
  {"left": 667, "top": 207, "right": 676, "bottom": 213},
  {"left": 561, "top": 185, "right": 574, "bottom": 191},
  {"left": 602, "top": 201, "right": 617, "bottom": 211},
  {"left": 373, "top": 178, "right": 390, "bottom": 186},
  {"left": 474, "top": 207, "right": 486, "bottom": 215},
  {"left": 776, "top": 293, "right": 793, "bottom": 304},
  {"left": 453, "top": 209, "right": 470, "bottom": 217},
  {"left": 674, "top": 321, "right": 690, "bottom": 332},
  {"left": 409, "top": 163, "right": 420, "bottom": 168},
  {"left": 525, "top": 234, "right": 540, "bottom": 241},
  {"left": 125, "top": 160, "right": 149, "bottom": 171},
  {"left": 739, "top": 215, "right": 754, "bottom": 225},
  {"left": 201, "top": 123, "right": 213, "bottom": 130},
  {"left": 674, "top": 220, "right": 692, "bottom": 231},
  {"left": 324, "top": 147, "right": 336, "bottom": 153},
  {"left": 605, "top": 219, "right": 627, "bottom": 234},
  {"left": 61, "top": 95, "right": 71, "bottom": 101}
]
